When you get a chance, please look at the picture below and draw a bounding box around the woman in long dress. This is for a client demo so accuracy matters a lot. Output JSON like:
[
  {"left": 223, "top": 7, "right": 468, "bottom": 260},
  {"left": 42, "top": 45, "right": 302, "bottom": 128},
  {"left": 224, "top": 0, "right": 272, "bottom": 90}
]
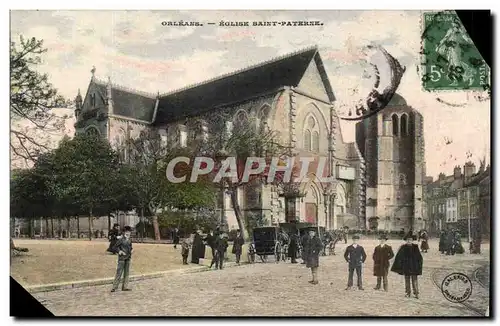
[{"left": 191, "top": 230, "right": 205, "bottom": 264}]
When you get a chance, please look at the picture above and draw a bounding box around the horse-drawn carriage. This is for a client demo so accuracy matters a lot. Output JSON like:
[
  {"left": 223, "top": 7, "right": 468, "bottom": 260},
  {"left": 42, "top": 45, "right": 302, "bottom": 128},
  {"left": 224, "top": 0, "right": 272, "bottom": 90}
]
[{"left": 252, "top": 226, "right": 288, "bottom": 263}]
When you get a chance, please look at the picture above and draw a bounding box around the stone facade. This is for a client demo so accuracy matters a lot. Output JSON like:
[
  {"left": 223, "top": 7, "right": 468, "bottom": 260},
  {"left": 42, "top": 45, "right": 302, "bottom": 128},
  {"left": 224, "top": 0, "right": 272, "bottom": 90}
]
[
  {"left": 355, "top": 94, "right": 427, "bottom": 232},
  {"left": 73, "top": 47, "right": 363, "bottom": 231}
]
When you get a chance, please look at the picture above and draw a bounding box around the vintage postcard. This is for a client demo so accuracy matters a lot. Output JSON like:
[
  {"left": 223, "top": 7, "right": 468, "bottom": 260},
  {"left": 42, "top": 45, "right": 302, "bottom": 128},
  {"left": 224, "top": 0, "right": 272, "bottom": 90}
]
[{"left": 10, "top": 10, "right": 491, "bottom": 317}]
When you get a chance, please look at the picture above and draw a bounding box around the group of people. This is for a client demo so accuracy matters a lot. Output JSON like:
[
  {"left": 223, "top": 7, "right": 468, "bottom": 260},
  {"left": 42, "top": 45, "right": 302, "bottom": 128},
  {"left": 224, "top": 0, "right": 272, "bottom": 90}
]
[
  {"left": 439, "top": 229, "right": 465, "bottom": 255},
  {"left": 179, "top": 227, "right": 245, "bottom": 270},
  {"left": 302, "top": 230, "right": 423, "bottom": 299}
]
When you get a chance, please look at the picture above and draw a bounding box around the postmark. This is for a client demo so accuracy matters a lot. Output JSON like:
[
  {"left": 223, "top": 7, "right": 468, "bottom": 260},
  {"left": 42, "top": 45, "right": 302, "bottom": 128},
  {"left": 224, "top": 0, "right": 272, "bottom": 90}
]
[
  {"left": 441, "top": 272, "right": 473, "bottom": 303},
  {"left": 421, "top": 11, "right": 490, "bottom": 91},
  {"left": 336, "top": 44, "right": 406, "bottom": 121}
]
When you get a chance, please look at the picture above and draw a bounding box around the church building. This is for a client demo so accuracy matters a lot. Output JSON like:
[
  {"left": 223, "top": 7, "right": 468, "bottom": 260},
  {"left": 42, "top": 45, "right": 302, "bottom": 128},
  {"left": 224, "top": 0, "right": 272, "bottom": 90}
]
[
  {"left": 74, "top": 46, "right": 365, "bottom": 231},
  {"left": 355, "top": 94, "right": 427, "bottom": 232}
]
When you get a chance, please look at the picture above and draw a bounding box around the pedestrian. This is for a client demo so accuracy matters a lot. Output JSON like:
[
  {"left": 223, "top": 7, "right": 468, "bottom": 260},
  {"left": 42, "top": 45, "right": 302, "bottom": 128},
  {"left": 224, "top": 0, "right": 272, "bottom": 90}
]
[
  {"left": 204, "top": 230, "right": 217, "bottom": 268},
  {"left": 391, "top": 231, "right": 423, "bottom": 299},
  {"left": 300, "top": 230, "right": 310, "bottom": 264},
  {"left": 454, "top": 231, "right": 465, "bottom": 254},
  {"left": 438, "top": 230, "right": 446, "bottom": 254},
  {"left": 445, "top": 229, "right": 455, "bottom": 255},
  {"left": 305, "top": 229, "right": 323, "bottom": 284},
  {"left": 373, "top": 234, "right": 394, "bottom": 291},
  {"left": 181, "top": 238, "right": 190, "bottom": 265},
  {"left": 232, "top": 229, "right": 244, "bottom": 265},
  {"left": 214, "top": 232, "right": 229, "bottom": 270},
  {"left": 110, "top": 226, "right": 133, "bottom": 292},
  {"left": 419, "top": 230, "right": 429, "bottom": 253},
  {"left": 288, "top": 229, "right": 299, "bottom": 264},
  {"left": 191, "top": 229, "right": 205, "bottom": 264},
  {"left": 173, "top": 227, "right": 180, "bottom": 249},
  {"left": 344, "top": 234, "right": 366, "bottom": 290},
  {"left": 107, "top": 224, "right": 120, "bottom": 254}
]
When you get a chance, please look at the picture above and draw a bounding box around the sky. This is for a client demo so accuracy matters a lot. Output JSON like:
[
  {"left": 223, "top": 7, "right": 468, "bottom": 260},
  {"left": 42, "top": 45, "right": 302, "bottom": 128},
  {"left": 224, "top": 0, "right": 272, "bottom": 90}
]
[{"left": 10, "top": 10, "right": 491, "bottom": 178}]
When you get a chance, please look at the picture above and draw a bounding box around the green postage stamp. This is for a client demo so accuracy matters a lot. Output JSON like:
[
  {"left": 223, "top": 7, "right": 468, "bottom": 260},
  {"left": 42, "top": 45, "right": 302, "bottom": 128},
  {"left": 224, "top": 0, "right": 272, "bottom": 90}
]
[{"left": 421, "top": 11, "right": 490, "bottom": 91}]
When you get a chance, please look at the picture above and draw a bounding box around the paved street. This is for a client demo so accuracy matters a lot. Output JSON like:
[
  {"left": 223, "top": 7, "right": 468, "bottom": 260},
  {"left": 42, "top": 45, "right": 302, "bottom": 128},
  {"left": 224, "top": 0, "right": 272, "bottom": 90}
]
[{"left": 34, "top": 239, "right": 490, "bottom": 316}]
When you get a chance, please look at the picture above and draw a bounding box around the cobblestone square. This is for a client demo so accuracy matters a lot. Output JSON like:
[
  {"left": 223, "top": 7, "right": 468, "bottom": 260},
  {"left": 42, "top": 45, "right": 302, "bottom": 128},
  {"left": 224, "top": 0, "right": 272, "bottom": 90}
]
[{"left": 33, "top": 239, "right": 490, "bottom": 316}]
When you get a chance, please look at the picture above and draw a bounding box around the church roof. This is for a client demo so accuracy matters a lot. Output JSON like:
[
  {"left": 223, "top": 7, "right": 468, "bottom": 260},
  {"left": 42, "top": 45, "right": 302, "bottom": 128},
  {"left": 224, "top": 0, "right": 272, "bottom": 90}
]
[
  {"left": 154, "top": 46, "right": 334, "bottom": 124},
  {"left": 93, "top": 81, "right": 156, "bottom": 122}
]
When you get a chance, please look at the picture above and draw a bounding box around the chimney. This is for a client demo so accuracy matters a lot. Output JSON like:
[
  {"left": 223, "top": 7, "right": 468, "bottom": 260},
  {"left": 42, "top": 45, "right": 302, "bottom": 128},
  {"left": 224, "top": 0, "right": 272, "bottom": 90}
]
[
  {"left": 453, "top": 166, "right": 462, "bottom": 179},
  {"left": 464, "top": 161, "right": 476, "bottom": 179},
  {"left": 424, "top": 176, "right": 434, "bottom": 184},
  {"left": 438, "top": 173, "right": 446, "bottom": 181}
]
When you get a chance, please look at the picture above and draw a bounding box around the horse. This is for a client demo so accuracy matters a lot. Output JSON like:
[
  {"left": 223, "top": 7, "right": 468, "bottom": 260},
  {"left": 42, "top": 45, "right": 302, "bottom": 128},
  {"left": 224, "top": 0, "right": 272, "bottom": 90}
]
[{"left": 323, "top": 230, "right": 346, "bottom": 255}]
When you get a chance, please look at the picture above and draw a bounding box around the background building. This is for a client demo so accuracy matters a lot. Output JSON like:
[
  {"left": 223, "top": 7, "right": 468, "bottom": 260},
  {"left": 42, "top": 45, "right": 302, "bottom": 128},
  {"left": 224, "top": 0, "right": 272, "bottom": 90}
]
[
  {"left": 355, "top": 94, "right": 427, "bottom": 232},
  {"left": 73, "top": 46, "right": 365, "bottom": 232},
  {"left": 424, "top": 161, "right": 490, "bottom": 238}
]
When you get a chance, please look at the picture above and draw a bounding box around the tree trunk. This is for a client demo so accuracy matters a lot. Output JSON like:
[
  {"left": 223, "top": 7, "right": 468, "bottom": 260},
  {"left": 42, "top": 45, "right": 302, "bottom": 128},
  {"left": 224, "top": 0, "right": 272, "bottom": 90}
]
[
  {"left": 88, "top": 208, "right": 93, "bottom": 241},
  {"left": 50, "top": 217, "right": 54, "bottom": 238},
  {"left": 76, "top": 216, "right": 80, "bottom": 238},
  {"left": 229, "top": 187, "right": 248, "bottom": 241},
  {"left": 152, "top": 214, "right": 161, "bottom": 241},
  {"left": 57, "top": 218, "right": 62, "bottom": 238},
  {"left": 66, "top": 218, "right": 71, "bottom": 238},
  {"left": 45, "top": 217, "right": 49, "bottom": 238},
  {"left": 141, "top": 208, "right": 145, "bottom": 240},
  {"left": 107, "top": 214, "right": 111, "bottom": 234},
  {"left": 28, "top": 218, "right": 32, "bottom": 238}
]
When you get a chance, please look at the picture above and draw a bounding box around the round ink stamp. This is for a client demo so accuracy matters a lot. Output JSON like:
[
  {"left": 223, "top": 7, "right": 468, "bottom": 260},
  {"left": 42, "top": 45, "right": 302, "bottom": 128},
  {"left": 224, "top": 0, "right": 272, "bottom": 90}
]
[{"left": 441, "top": 272, "right": 473, "bottom": 303}]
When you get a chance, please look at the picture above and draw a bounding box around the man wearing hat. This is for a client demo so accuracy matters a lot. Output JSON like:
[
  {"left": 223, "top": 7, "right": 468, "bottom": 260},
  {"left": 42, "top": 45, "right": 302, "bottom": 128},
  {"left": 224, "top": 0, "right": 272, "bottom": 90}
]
[
  {"left": 391, "top": 231, "right": 423, "bottom": 298},
  {"left": 232, "top": 229, "right": 245, "bottom": 265},
  {"left": 111, "top": 226, "right": 133, "bottom": 292},
  {"left": 372, "top": 234, "right": 395, "bottom": 291},
  {"left": 344, "top": 234, "right": 367, "bottom": 290}
]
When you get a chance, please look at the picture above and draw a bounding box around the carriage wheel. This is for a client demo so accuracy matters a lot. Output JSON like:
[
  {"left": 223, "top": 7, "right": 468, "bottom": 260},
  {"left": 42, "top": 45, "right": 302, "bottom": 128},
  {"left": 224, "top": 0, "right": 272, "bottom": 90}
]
[{"left": 275, "top": 242, "right": 282, "bottom": 263}]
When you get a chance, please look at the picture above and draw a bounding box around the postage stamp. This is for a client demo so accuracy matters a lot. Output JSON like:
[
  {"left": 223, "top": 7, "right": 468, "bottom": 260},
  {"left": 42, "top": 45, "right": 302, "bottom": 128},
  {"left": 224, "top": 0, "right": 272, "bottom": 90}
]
[
  {"left": 9, "top": 9, "right": 491, "bottom": 318},
  {"left": 421, "top": 11, "right": 490, "bottom": 91}
]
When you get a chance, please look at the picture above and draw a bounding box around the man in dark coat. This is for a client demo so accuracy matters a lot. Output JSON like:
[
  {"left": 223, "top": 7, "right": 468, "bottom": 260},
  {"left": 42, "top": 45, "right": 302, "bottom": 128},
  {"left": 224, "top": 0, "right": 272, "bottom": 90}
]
[
  {"left": 214, "top": 233, "right": 229, "bottom": 270},
  {"left": 191, "top": 229, "right": 205, "bottom": 264},
  {"left": 173, "top": 228, "right": 180, "bottom": 249},
  {"left": 438, "top": 230, "right": 446, "bottom": 253},
  {"left": 344, "top": 234, "right": 367, "bottom": 290},
  {"left": 111, "top": 226, "right": 133, "bottom": 292},
  {"left": 300, "top": 231, "right": 310, "bottom": 264},
  {"left": 288, "top": 230, "right": 299, "bottom": 264},
  {"left": 107, "top": 224, "right": 120, "bottom": 254},
  {"left": 445, "top": 229, "right": 455, "bottom": 255},
  {"left": 232, "top": 229, "right": 245, "bottom": 265},
  {"left": 391, "top": 232, "right": 423, "bottom": 299},
  {"left": 373, "top": 234, "right": 394, "bottom": 291},
  {"left": 305, "top": 230, "right": 323, "bottom": 284}
]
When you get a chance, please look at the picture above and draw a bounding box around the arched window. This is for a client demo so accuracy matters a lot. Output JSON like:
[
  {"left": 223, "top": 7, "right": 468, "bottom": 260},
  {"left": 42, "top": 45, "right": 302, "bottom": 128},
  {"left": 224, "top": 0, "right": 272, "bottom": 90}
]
[
  {"left": 233, "top": 110, "right": 249, "bottom": 129},
  {"left": 257, "top": 105, "right": 270, "bottom": 132},
  {"left": 304, "top": 130, "right": 312, "bottom": 151},
  {"left": 312, "top": 131, "right": 320, "bottom": 152},
  {"left": 392, "top": 114, "right": 399, "bottom": 136},
  {"left": 303, "top": 115, "right": 320, "bottom": 152},
  {"left": 401, "top": 114, "right": 408, "bottom": 136}
]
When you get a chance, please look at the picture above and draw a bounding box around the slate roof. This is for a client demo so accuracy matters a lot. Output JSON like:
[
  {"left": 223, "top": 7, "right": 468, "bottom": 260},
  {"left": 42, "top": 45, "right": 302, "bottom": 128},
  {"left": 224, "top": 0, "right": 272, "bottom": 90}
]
[
  {"left": 93, "top": 81, "right": 157, "bottom": 122},
  {"left": 154, "top": 46, "right": 335, "bottom": 124}
]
